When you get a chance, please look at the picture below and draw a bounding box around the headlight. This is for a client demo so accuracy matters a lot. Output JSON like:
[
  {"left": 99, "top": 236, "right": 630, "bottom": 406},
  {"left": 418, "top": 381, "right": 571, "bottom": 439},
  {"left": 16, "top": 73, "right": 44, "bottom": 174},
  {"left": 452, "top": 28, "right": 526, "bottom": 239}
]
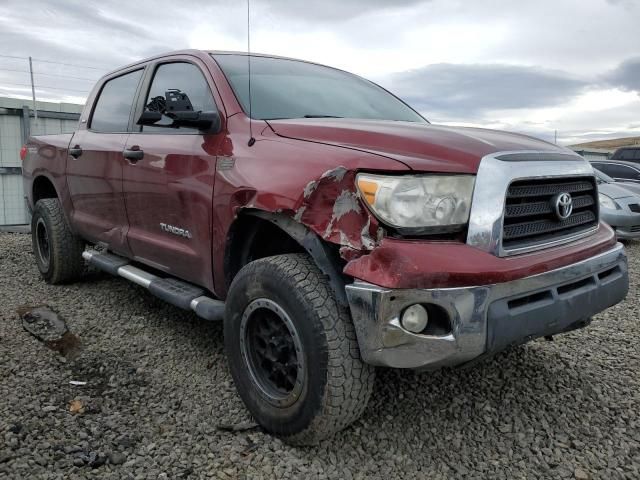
[
  {"left": 356, "top": 173, "right": 475, "bottom": 232},
  {"left": 598, "top": 193, "right": 619, "bottom": 210}
]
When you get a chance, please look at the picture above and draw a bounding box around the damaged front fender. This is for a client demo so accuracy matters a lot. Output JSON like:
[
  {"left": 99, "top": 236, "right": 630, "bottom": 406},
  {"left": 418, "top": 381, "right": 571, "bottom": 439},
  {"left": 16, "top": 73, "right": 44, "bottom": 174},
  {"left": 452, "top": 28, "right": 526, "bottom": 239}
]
[{"left": 293, "top": 166, "right": 379, "bottom": 254}]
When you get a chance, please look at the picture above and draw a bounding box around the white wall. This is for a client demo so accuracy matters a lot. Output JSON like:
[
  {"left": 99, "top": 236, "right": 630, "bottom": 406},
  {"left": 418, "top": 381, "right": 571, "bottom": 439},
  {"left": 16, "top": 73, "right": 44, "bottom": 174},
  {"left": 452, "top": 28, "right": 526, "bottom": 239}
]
[{"left": 0, "top": 97, "right": 83, "bottom": 225}]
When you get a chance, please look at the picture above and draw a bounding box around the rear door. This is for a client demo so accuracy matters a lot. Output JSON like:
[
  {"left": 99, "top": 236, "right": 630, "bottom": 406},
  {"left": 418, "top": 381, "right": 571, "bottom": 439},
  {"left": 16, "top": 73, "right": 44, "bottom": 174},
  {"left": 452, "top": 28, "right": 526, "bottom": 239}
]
[
  {"left": 66, "top": 68, "right": 144, "bottom": 256},
  {"left": 122, "top": 58, "right": 224, "bottom": 289}
]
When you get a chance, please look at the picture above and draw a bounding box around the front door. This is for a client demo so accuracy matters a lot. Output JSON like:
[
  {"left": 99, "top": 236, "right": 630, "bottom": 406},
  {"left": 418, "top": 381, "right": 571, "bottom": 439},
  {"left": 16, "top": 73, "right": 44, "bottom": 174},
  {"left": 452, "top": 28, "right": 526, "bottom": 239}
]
[
  {"left": 66, "top": 68, "right": 144, "bottom": 256},
  {"left": 122, "top": 60, "right": 223, "bottom": 289}
]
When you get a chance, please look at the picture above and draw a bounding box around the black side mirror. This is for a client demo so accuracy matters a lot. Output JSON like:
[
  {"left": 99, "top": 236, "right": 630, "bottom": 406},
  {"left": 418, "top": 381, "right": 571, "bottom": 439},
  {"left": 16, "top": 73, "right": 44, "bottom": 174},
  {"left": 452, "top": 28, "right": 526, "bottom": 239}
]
[
  {"left": 171, "top": 110, "right": 221, "bottom": 132},
  {"left": 137, "top": 89, "right": 222, "bottom": 133},
  {"left": 137, "top": 110, "right": 162, "bottom": 126},
  {"left": 137, "top": 109, "right": 221, "bottom": 132}
]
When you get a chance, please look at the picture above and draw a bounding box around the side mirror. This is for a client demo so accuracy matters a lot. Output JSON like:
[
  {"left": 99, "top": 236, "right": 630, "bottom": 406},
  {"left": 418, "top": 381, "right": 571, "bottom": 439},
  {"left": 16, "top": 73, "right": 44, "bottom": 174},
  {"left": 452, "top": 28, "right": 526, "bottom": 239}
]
[
  {"left": 172, "top": 110, "right": 221, "bottom": 133},
  {"left": 137, "top": 110, "right": 162, "bottom": 125},
  {"left": 138, "top": 90, "right": 221, "bottom": 133},
  {"left": 137, "top": 109, "right": 221, "bottom": 133}
]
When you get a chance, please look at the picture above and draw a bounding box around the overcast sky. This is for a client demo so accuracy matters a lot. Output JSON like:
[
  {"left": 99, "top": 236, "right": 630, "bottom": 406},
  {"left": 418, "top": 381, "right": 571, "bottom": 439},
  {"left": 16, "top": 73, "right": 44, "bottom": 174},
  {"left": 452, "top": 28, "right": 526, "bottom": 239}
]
[{"left": 1, "top": 0, "right": 639, "bottom": 145}]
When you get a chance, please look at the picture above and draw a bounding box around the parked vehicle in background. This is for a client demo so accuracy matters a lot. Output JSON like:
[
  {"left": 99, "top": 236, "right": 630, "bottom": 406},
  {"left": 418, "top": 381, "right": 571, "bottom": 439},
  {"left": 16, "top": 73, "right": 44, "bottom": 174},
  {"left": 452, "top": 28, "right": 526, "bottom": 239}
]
[
  {"left": 594, "top": 170, "right": 640, "bottom": 240},
  {"left": 21, "top": 49, "right": 629, "bottom": 444},
  {"left": 611, "top": 146, "right": 640, "bottom": 163},
  {"left": 591, "top": 160, "right": 640, "bottom": 184},
  {"left": 591, "top": 167, "right": 640, "bottom": 196}
]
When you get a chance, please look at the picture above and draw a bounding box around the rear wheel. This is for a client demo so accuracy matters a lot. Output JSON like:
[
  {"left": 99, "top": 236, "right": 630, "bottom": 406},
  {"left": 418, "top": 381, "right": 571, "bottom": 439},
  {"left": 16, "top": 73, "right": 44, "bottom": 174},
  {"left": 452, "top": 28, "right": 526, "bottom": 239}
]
[
  {"left": 31, "top": 198, "right": 85, "bottom": 284},
  {"left": 224, "top": 254, "right": 375, "bottom": 445}
]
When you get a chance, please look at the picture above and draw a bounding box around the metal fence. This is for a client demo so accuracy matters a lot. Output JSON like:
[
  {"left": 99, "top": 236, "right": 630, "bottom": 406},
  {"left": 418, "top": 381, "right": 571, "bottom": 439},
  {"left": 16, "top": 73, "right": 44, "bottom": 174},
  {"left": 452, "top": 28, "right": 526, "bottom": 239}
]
[{"left": 0, "top": 97, "right": 82, "bottom": 225}]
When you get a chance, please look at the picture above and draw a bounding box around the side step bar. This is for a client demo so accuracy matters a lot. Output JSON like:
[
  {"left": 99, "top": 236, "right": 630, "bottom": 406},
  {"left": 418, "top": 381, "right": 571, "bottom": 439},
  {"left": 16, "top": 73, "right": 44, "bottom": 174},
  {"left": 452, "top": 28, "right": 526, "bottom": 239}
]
[{"left": 82, "top": 250, "right": 225, "bottom": 321}]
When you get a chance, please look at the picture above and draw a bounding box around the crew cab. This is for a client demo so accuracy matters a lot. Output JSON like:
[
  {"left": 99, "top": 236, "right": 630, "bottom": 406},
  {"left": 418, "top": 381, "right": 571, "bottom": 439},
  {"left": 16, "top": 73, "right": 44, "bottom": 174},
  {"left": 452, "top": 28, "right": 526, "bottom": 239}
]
[{"left": 22, "top": 50, "right": 629, "bottom": 445}]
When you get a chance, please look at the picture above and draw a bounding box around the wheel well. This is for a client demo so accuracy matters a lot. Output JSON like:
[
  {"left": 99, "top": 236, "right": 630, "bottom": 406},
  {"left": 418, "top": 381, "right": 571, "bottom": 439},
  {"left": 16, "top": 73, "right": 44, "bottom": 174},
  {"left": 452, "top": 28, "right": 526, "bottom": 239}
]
[
  {"left": 225, "top": 215, "right": 306, "bottom": 287},
  {"left": 33, "top": 176, "right": 58, "bottom": 204}
]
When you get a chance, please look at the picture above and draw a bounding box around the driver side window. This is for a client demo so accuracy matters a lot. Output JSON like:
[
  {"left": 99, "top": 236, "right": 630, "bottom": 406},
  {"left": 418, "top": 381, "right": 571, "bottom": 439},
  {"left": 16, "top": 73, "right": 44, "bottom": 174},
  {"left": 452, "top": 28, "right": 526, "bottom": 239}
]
[{"left": 142, "top": 62, "right": 216, "bottom": 133}]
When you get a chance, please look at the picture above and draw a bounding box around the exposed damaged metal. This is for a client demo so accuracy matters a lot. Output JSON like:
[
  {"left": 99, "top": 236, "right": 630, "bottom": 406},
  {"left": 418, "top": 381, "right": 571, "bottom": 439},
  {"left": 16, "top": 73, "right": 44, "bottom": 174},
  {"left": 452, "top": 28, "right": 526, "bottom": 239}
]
[{"left": 293, "top": 166, "right": 380, "bottom": 253}]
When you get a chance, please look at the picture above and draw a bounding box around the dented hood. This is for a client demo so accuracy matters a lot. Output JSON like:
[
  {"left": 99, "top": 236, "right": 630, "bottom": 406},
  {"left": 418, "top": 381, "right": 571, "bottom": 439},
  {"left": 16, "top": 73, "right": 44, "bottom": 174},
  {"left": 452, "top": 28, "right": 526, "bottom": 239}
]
[{"left": 267, "top": 118, "right": 569, "bottom": 173}]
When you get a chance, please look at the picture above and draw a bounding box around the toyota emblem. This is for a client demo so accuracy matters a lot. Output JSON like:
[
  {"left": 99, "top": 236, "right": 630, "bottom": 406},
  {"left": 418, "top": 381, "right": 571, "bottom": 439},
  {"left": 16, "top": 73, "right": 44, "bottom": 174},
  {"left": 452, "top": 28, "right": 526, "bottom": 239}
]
[{"left": 552, "top": 192, "right": 573, "bottom": 220}]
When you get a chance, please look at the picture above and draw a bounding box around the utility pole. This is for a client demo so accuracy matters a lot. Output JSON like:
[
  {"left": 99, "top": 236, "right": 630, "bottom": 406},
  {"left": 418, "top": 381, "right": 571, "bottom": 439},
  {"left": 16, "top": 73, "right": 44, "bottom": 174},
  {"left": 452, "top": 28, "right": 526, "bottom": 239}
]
[
  {"left": 28, "top": 56, "right": 37, "bottom": 122},
  {"left": 554, "top": 130, "right": 557, "bottom": 144}
]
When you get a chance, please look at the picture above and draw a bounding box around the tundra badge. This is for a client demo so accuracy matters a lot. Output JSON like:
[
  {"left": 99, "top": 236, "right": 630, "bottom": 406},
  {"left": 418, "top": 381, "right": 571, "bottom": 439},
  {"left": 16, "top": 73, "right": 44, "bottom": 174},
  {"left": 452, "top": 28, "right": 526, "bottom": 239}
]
[{"left": 160, "top": 223, "right": 193, "bottom": 239}]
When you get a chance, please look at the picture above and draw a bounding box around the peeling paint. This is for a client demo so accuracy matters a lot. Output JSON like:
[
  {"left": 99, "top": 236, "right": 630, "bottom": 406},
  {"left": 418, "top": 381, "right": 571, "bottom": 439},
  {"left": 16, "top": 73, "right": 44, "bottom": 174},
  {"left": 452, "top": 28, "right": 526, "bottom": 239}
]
[
  {"left": 333, "top": 190, "right": 361, "bottom": 220},
  {"left": 291, "top": 167, "right": 379, "bottom": 251},
  {"left": 303, "top": 180, "right": 318, "bottom": 199},
  {"left": 293, "top": 205, "right": 306, "bottom": 222},
  {"left": 360, "top": 217, "right": 376, "bottom": 250},
  {"left": 339, "top": 246, "right": 363, "bottom": 262},
  {"left": 320, "top": 166, "right": 348, "bottom": 182},
  {"left": 338, "top": 230, "right": 360, "bottom": 250}
]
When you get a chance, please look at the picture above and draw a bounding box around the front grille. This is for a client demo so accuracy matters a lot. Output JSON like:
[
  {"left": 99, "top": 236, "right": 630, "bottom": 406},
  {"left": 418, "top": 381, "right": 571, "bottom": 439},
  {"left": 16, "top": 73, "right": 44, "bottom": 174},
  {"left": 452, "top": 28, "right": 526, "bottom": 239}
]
[
  {"left": 502, "top": 177, "right": 598, "bottom": 251},
  {"left": 630, "top": 225, "right": 640, "bottom": 233}
]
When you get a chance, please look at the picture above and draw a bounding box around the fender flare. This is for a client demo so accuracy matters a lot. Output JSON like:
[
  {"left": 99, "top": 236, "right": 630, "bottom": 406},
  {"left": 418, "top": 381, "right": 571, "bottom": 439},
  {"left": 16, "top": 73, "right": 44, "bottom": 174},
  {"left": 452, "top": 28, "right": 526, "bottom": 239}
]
[
  {"left": 244, "top": 210, "right": 349, "bottom": 307},
  {"left": 30, "top": 172, "right": 75, "bottom": 227}
]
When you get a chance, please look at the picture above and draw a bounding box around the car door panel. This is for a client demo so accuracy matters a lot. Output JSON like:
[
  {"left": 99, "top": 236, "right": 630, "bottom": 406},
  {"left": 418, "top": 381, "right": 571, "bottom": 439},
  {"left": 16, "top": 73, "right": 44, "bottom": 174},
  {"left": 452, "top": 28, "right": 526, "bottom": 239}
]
[
  {"left": 66, "top": 130, "right": 131, "bottom": 255},
  {"left": 122, "top": 135, "right": 218, "bottom": 286},
  {"left": 122, "top": 60, "right": 223, "bottom": 290}
]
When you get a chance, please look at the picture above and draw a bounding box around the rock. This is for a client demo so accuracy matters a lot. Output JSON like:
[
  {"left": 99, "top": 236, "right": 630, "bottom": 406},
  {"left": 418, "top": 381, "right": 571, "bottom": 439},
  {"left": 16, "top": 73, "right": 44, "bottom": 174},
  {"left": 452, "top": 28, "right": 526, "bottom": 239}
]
[
  {"left": 574, "top": 467, "right": 590, "bottom": 479},
  {"left": 109, "top": 452, "right": 126, "bottom": 465},
  {"left": 2, "top": 232, "right": 640, "bottom": 479}
]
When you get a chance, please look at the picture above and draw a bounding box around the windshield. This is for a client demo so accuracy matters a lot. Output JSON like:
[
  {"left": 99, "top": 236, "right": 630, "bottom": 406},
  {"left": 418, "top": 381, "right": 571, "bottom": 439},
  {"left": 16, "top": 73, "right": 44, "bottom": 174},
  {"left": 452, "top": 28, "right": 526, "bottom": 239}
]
[
  {"left": 593, "top": 168, "right": 615, "bottom": 184},
  {"left": 212, "top": 54, "right": 426, "bottom": 123}
]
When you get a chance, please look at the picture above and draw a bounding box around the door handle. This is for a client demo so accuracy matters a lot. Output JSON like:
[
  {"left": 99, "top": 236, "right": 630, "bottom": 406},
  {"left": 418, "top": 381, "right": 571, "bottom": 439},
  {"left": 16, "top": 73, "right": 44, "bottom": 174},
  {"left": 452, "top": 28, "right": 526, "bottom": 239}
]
[
  {"left": 123, "top": 147, "right": 144, "bottom": 163},
  {"left": 69, "top": 145, "right": 82, "bottom": 159}
]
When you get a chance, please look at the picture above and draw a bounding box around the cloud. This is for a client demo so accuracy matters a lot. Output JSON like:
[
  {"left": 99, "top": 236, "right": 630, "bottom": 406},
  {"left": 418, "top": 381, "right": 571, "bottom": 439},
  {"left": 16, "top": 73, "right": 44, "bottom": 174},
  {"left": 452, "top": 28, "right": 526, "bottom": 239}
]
[
  {"left": 261, "top": 0, "right": 428, "bottom": 21},
  {"left": 0, "top": 0, "right": 638, "bottom": 143},
  {"left": 606, "top": 0, "right": 639, "bottom": 7},
  {"left": 603, "top": 57, "right": 640, "bottom": 93},
  {"left": 383, "top": 63, "right": 589, "bottom": 121}
]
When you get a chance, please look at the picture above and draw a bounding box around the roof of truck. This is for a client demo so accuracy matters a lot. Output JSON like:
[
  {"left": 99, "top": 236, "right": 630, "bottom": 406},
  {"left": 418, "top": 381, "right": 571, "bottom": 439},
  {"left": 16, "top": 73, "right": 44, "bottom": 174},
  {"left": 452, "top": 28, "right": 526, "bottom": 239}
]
[{"left": 103, "top": 49, "right": 320, "bottom": 77}]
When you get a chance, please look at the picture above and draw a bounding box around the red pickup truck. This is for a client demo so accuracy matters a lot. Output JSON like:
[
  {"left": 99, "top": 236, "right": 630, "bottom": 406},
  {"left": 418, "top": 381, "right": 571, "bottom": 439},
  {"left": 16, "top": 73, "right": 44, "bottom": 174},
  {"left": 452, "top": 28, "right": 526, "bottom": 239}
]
[{"left": 22, "top": 49, "right": 628, "bottom": 444}]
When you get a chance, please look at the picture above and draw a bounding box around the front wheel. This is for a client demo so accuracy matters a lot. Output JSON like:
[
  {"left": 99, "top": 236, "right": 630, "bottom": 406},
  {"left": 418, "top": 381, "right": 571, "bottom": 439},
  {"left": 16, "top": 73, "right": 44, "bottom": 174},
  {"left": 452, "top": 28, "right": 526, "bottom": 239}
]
[
  {"left": 31, "top": 198, "right": 85, "bottom": 284},
  {"left": 224, "top": 254, "right": 375, "bottom": 445}
]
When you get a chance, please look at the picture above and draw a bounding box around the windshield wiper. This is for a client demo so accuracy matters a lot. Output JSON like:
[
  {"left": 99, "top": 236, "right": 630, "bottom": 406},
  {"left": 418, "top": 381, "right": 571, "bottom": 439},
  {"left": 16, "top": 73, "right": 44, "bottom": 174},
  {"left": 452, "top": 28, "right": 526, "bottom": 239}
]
[{"left": 303, "top": 115, "right": 343, "bottom": 118}]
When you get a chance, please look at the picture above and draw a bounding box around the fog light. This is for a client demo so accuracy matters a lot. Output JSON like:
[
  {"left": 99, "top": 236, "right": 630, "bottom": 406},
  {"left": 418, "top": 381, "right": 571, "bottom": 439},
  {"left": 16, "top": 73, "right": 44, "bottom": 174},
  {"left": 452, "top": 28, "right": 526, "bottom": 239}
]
[{"left": 401, "top": 304, "right": 429, "bottom": 333}]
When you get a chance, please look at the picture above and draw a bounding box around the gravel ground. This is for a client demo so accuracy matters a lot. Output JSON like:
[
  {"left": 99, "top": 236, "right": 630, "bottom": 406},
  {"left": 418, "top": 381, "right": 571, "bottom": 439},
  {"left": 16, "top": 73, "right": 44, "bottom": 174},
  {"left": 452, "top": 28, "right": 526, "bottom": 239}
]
[{"left": 1, "top": 233, "right": 639, "bottom": 480}]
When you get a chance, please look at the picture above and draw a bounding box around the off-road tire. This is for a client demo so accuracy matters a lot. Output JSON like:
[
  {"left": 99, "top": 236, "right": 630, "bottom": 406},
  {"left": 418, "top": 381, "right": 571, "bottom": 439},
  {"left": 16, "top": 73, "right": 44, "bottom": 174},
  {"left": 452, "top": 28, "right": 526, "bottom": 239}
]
[
  {"left": 31, "top": 198, "right": 85, "bottom": 284},
  {"left": 224, "top": 253, "right": 375, "bottom": 445}
]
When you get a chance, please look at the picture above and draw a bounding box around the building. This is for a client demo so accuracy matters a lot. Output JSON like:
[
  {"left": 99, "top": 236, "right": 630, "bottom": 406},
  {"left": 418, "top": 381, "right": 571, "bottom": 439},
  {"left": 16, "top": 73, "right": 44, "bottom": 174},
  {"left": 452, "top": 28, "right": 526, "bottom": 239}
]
[
  {"left": 0, "top": 97, "right": 82, "bottom": 225},
  {"left": 569, "top": 147, "right": 612, "bottom": 161},
  {"left": 570, "top": 136, "right": 640, "bottom": 161}
]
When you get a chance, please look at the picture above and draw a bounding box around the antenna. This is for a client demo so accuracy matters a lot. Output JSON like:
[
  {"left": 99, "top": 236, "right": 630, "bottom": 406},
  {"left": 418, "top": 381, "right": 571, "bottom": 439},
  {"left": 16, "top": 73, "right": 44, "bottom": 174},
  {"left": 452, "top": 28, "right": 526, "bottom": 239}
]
[{"left": 247, "top": 0, "right": 255, "bottom": 147}]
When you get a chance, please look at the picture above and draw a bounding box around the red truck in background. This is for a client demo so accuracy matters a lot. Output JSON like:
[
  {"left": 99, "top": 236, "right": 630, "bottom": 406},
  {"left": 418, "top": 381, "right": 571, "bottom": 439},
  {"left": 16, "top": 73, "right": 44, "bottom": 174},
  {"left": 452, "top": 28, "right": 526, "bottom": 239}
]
[{"left": 22, "top": 50, "right": 628, "bottom": 445}]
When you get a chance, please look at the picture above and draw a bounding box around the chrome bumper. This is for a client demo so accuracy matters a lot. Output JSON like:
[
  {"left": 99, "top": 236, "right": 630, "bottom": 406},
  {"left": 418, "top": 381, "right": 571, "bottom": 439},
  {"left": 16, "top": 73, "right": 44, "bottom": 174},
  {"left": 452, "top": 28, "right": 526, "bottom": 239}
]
[{"left": 345, "top": 243, "right": 628, "bottom": 370}]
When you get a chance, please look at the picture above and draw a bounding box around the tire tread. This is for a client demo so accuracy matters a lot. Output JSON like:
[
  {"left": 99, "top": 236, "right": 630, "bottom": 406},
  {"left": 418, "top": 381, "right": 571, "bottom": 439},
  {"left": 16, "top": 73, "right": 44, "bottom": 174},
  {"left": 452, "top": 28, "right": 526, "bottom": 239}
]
[
  {"left": 32, "top": 198, "right": 85, "bottom": 284},
  {"left": 233, "top": 254, "right": 375, "bottom": 445}
]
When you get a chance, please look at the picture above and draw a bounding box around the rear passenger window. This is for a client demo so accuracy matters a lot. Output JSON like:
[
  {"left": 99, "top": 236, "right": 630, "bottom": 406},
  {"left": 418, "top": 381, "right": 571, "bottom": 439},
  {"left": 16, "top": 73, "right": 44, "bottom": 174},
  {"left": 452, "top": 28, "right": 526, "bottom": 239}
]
[
  {"left": 141, "top": 62, "right": 216, "bottom": 133},
  {"left": 91, "top": 70, "right": 143, "bottom": 133}
]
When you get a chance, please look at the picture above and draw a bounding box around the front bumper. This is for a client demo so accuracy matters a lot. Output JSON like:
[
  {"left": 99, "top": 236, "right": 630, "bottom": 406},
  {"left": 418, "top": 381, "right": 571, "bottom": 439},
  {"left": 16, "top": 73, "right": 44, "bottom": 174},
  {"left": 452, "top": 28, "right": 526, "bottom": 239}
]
[
  {"left": 615, "top": 227, "right": 640, "bottom": 240},
  {"left": 601, "top": 203, "right": 640, "bottom": 240},
  {"left": 345, "top": 243, "right": 628, "bottom": 370}
]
